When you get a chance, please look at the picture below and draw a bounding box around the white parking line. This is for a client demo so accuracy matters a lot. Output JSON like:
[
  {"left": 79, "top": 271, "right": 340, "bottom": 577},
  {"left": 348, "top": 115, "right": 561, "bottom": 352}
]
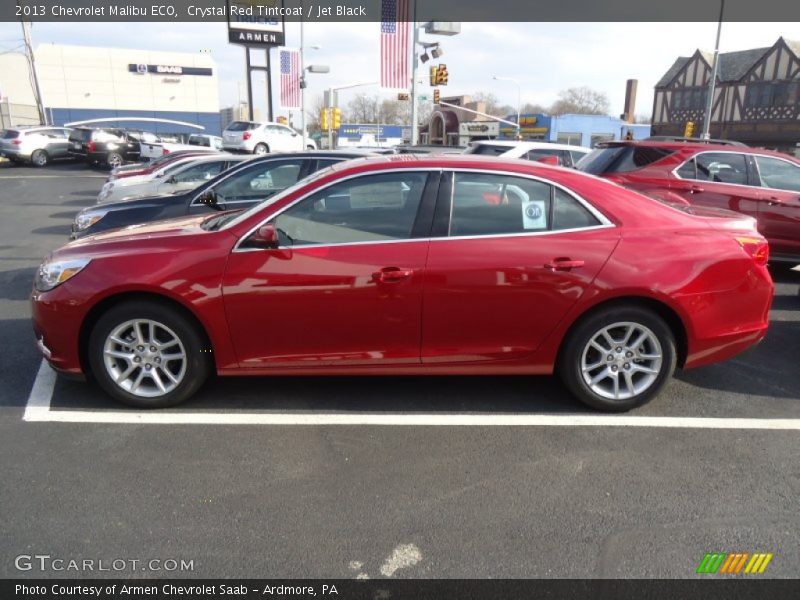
[{"left": 22, "top": 360, "right": 800, "bottom": 429}]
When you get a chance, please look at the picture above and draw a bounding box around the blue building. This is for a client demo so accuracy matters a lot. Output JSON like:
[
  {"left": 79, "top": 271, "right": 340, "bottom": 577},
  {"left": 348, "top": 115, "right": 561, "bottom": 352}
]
[{"left": 499, "top": 113, "right": 650, "bottom": 147}]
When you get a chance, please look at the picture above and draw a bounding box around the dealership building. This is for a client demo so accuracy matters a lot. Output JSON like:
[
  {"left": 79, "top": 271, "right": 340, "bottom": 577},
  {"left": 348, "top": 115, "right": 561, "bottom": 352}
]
[{"left": 0, "top": 44, "right": 221, "bottom": 135}]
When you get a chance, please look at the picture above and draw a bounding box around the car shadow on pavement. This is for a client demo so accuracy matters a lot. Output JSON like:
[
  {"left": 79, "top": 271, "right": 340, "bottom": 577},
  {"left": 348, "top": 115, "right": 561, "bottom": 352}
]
[
  {"left": 30, "top": 225, "right": 72, "bottom": 236},
  {"left": 49, "top": 372, "right": 592, "bottom": 414}
]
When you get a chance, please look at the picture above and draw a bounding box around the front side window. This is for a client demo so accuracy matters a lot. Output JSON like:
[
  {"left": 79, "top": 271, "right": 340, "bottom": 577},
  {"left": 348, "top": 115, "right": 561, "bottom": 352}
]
[
  {"left": 693, "top": 152, "right": 747, "bottom": 185},
  {"left": 272, "top": 171, "right": 427, "bottom": 246},
  {"left": 464, "top": 143, "right": 509, "bottom": 156},
  {"left": 448, "top": 172, "right": 600, "bottom": 237},
  {"left": 211, "top": 160, "right": 305, "bottom": 204},
  {"left": 755, "top": 156, "right": 800, "bottom": 192}
]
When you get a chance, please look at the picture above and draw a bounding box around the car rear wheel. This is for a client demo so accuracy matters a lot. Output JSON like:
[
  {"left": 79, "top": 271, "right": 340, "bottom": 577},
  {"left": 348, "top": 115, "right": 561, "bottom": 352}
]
[
  {"left": 88, "top": 301, "right": 211, "bottom": 408},
  {"left": 31, "top": 150, "right": 49, "bottom": 167},
  {"left": 106, "top": 152, "right": 123, "bottom": 169},
  {"left": 253, "top": 143, "right": 269, "bottom": 155},
  {"left": 558, "top": 305, "right": 676, "bottom": 412}
]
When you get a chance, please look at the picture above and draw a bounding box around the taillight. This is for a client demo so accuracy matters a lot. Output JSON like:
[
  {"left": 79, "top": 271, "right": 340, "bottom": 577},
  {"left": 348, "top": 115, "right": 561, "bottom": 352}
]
[
  {"left": 243, "top": 131, "right": 251, "bottom": 141},
  {"left": 11, "top": 139, "right": 21, "bottom": 145},
  {"left": 162, "top": 148, "right": 170, "bottom": 155},
  {"left": 736, "top": 236, "right": 769, "bottom": 266},
  {"left": 88, "top": 141, "right": 95, "bottom": 152}
]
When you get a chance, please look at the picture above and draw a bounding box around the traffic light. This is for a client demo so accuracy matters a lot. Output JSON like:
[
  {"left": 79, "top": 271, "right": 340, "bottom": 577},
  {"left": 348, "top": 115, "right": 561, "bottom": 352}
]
[
  {"left": 436, "top": 64, "right": 448, "bottom": 86},
  {"left": 433, "top": 89, "right": 440, "bottom": 104},
  {"left": 429, "top": 65, "right": 438, "bottom": 87},
  {"left": 684, "top": 121, "right": 695, "bottom": 137},
  {"left": 320, "top": 108, "right": 329, "bottom": 131},
  {"left": 332, "top": 107, "right": 341, "bottom": 130}
]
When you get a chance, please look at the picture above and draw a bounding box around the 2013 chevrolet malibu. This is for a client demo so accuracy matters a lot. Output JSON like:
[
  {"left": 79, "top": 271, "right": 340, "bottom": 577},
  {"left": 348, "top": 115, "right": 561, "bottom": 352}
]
[{"left": 31, "top": 155, "right": 773, "bottom": 411}]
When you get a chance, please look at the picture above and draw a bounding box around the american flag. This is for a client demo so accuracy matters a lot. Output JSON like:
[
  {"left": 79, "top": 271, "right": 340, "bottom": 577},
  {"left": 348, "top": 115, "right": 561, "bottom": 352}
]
[
  {"left": 380, "top": 0, "right": 410, "bottom": 90},
  {"left": 279, "top": 48, "right": 300, "bottom": 109}
]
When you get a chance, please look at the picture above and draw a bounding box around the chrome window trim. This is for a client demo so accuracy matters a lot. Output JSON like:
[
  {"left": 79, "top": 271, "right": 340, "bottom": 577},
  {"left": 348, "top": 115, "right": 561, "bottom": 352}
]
[
  {"left": 232, "top": 166, "right": 615, "bottom": 253},
  {"left": 189, "top": 157, "right": 309, "bottom": 207},
  {"left": 670, "top": 150, "right": 800, "bottom": 193}
]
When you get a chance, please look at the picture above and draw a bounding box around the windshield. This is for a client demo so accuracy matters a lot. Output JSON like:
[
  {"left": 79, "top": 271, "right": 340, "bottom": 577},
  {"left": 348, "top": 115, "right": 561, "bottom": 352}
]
[
  {"left": 575, "top": 147, "right": 627, "bottom": 174},
  {"left": 226, "top": 121, "right": 257, "bottom": 132},
  {"left": 463, "top": 143, "right": 510, "bottom": 156},
  {"left": 218, "top": 164, "right": 339, "bottom": 231}
]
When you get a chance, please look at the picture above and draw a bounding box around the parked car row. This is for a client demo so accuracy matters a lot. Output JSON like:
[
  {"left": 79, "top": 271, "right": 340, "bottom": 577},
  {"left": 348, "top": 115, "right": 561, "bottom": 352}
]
[{"left": 32, "top": 147, "right": 776, "bottom": 413}]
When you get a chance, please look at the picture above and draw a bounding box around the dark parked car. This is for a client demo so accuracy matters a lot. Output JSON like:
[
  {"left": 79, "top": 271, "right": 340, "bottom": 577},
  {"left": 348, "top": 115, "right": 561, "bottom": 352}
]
[
  {"left": 576, "top": 139, "right": 800, "bottom": 262},
  {"left": 71, "top": 151, "right": 374, "bottom": 238},
  {"left": 68, "top": 127, "right": 160, "bottom": 169},
  {"left": 0, "top": 126, "right": 74, "bottom": 166}
]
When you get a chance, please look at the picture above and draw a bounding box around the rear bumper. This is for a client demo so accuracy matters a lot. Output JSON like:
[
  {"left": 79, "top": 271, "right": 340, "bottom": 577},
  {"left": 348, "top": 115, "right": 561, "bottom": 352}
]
[
  {"left": 222, "top": 140, "right": 255, "bottom": 153},
  {"left": 0, "top": 147, "right": 29, "bottom": 160}
]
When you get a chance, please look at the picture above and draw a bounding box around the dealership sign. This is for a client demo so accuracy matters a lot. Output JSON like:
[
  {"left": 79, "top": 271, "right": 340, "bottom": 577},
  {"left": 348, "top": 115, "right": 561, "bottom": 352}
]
[
  {"left": 458, "top": 121, "right": 500, "bottom": 136},
  {"left": 227, "top": 0, "right": 285, "bottom": 46},
  {"left": 129, "top": 64, "right": 213, "bottom": 76}
]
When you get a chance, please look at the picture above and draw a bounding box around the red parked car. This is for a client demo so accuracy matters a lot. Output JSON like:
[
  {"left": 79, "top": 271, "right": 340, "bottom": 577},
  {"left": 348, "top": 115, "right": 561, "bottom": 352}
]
[
  {"left": 577, "top": 138, "right": 800, "bottom": 262},
  {"left": 31, "top": 155, "right": 773, "bottom": 411}
]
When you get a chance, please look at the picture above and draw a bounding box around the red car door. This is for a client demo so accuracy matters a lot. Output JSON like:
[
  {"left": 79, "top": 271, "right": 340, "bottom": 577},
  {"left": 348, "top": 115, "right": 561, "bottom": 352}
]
[
  {"left": 752, "top": 154, "right": 800, "bottom": 258},
  {"left": 421, "top": 171, "right": 620, "bottom": 365},
  {"left": 222, "top": 170, "right": 436, "bottom": 368},
  {"left": 670, "top": 151, "right": 761, "bottom": 221}
]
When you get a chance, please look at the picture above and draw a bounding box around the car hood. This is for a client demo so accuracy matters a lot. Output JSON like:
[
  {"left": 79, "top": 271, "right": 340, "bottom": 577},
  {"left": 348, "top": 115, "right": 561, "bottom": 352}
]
[
  {"left": 84, "top": 192, "right": 189, "bottom": 213},
  {"left": 66, "top": 214, "right": 212, "bottom": 249}
]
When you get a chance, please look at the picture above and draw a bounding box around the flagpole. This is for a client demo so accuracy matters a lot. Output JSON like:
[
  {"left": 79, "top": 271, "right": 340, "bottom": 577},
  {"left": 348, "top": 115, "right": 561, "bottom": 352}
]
[
  {"left": 300, "top": 1, "right": 306, "bottom": 148},
  {"left": 409, "top": 0, "right": 419, "bottom": 145}
]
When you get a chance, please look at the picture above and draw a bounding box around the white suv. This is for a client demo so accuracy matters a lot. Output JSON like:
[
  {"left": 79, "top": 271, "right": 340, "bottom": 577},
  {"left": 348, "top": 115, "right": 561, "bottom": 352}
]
[
  {"left": 222, "top": 121, "right": 316, "bottom": 155},
  {"left": 464, "top": 141, "right": 590, "bottom": 168}
]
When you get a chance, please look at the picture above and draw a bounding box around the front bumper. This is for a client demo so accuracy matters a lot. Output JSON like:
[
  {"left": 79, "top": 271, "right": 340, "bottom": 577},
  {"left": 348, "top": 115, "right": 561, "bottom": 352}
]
[{"left": 31, "top": 286, "right": 86, "bottom": 376}]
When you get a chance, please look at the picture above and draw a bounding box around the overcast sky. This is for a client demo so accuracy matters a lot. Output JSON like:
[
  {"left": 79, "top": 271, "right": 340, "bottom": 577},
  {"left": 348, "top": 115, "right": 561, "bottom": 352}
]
[{"left": 0, "top": 21, "right": 797, "bottom": 120}]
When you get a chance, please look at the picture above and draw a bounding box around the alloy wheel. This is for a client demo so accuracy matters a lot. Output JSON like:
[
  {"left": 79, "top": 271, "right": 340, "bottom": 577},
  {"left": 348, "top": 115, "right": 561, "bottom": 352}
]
[{"left": 102, "top": 319, "right": 187, "bottom": 398}]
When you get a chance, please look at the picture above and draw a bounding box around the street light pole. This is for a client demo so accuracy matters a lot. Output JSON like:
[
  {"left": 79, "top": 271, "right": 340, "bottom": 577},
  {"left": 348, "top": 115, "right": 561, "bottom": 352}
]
[
  {"left": 493, "top": 75, "right": 520, "bottom": 140},
  {"left": 701, "top": 0, "right": 725, "bottom": 140}
]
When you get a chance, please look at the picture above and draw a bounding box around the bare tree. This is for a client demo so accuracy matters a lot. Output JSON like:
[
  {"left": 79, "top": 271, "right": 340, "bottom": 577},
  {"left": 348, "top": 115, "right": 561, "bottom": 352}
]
[
  {"left": 346, "top": 93, "right": 380, "bottom": 123},
  {"left": 469, "top": 91, "right": 513, "bottom": 117},
  {"left": 521, "top": 102, "right": 549, "bottom": 115},
  {"left": 305, "top": 93, "right": 328, "bottom": 135},
  {"left": 550, "top": 86, "right": 610, "bottom": 116}
]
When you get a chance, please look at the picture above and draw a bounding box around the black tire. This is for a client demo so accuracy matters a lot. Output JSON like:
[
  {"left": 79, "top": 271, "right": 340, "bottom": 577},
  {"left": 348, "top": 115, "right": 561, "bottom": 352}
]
[
  {"left": 306, "top": 145, "right": 315, "bottom": 151},
  {"left": 88, "top": 300, "right": 212, "bottom": 408},
  {"left": 31, "top": 149, "right": 49, "bottom": 167},
  {"left": 106, "top": 152, "right": 123, "bottom": 169},
  {"left": 253, "top": 143, "right": 269, "bottom": 155},
  {"left": 557, "top": 304, "right": 677, "bottom": 412}
]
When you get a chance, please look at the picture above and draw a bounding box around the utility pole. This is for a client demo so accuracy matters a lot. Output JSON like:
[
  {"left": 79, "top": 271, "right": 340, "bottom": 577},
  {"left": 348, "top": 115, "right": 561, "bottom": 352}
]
[
  {"left": 300, "top": 5, "right": 306, "bottom": 148},
  {"left": 701, "top": 0, "right": 725, "bottom": 140},
  {"left": 20, "top": 19, "right": 46, "bottom": 125}
]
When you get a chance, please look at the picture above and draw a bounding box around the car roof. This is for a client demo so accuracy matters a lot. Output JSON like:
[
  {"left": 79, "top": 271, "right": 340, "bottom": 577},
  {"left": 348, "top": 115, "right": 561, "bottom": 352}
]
[
  {"left": 596, "top": 139, "right": 799, "bottom": 161},
  {"left": 471, "top": 140, "right": 590, "bottom": 152}
]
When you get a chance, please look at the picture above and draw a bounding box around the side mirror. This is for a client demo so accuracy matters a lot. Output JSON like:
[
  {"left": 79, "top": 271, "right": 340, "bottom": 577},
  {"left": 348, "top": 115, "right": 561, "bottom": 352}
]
[
  {"left": 198, "top": 189, "right": 221, "bottom": 210},
  {"left": 250, "top": 223, "right": 279, "bottom": 248},
  {"left": 166, "top": 175, "right": 177, "bottom": 184},
  {"left": 536, "top": 155, "right": 560, "bottom": 166}
]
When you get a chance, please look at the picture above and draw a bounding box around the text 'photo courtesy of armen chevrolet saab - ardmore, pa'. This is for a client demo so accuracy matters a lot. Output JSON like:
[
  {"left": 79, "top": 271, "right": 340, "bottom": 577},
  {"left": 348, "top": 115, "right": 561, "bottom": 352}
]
[{"left": 1, "top": 0, "right": 800, "bottom": 598}]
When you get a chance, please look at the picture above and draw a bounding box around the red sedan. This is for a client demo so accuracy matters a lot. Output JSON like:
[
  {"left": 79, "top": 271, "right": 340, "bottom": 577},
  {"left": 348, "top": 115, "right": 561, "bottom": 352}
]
[{"left": 31, "top": 155, "right": 773, "bottom": 411}]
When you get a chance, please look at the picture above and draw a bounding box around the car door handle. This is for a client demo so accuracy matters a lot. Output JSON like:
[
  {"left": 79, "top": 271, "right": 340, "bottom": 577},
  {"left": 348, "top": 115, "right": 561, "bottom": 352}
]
[
  {"left": 372, "top": 267, "right": 413, "bottom": 283},
  {"left": 544, "top": 258, "right": 585, "bottom": 271},
  {"left": 689, "top": 185, "right": 704, "bottom": 194}
]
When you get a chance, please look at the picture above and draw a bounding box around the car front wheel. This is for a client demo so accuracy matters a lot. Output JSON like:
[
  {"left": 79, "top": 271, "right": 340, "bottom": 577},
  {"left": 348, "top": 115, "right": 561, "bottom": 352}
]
[
  {"left": 558, "top": 305, "right": 677, "bottom": 412},
  {"left": 106, "top": 152, "right": 123, "bottom": 169},
  {"left": 88, "top": 301, "right": 211, "bottom": 408}
]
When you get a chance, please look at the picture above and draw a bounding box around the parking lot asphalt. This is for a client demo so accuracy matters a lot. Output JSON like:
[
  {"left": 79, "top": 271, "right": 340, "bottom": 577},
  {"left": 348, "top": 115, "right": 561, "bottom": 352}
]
[{"left": 0, "top": 161, "right": 798, "bottom": 579}]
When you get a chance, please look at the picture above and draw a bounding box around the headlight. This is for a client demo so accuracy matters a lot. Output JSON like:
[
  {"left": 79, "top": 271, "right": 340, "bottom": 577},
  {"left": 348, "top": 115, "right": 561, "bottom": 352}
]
[
  {"left": 74, "top": 210, "right": 107, "bottom": 231},
  {"left": 35, "top": 258, "right": 92, "bottom": 292}
]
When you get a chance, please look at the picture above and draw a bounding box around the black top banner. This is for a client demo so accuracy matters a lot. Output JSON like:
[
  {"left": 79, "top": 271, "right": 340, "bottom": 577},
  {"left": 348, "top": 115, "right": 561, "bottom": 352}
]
[
  {"left": 4, "top": 579, "right": 800, "bottom": 600},
  {"left": 4, "top": 0, "right": 800, "bottom": 22}
]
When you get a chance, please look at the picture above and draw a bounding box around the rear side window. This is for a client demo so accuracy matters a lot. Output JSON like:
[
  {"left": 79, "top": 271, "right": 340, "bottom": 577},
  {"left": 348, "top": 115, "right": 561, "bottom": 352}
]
[
  {"left": 576, "top": 147, "right": 626, "bottom": 174},
  {"left": 690, "top": 153, "right": 748, "bottom": 185},
  {"left": 69, "top": 129, "right": 92, "bottom": 142},
  {"left": 754, "top": 156, "right": 800, "bottom": 192},
  {"left": 226, "top": 121, "right": 257, "bottom": 132},
  {"left": 448, "top": 172, "right": 600, "bottom": 237}
]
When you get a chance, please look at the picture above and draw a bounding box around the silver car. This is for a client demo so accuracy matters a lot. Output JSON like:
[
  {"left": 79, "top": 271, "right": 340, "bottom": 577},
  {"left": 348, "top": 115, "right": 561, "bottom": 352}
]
[{"left": 0, "top": 126, "right": 73, "bottom": 167}]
